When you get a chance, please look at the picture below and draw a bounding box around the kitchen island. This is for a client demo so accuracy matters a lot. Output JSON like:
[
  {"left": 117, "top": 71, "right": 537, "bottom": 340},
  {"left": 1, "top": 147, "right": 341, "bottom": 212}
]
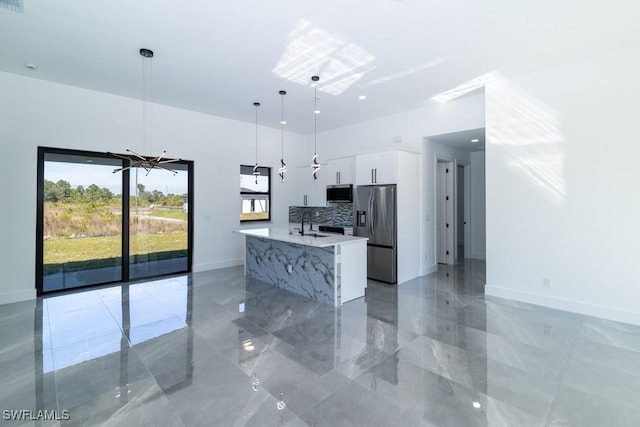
[{"left": 235, "top": 228, "right": 367, "bottom": 306}]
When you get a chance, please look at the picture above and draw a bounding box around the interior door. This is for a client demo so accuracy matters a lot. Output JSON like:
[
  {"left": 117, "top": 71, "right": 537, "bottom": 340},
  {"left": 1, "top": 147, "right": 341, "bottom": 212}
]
[
  {"left": 464, "top": 165, "right": 471, "bottom": 258},
  {"left": 437, "top": 160, "right": 455, "bottom": 264}
]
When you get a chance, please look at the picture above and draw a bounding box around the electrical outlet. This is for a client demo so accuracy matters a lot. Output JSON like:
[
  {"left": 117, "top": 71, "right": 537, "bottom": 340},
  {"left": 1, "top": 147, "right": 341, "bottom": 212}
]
[
  {"left": 543, "top": 277, "right": 552, "bottom": 288},
  {"left": 287, "top": 264, "right": 293, "bottom": 274},
  {"left": 315, "top": 211, "right": 319, "bottom": 217}
]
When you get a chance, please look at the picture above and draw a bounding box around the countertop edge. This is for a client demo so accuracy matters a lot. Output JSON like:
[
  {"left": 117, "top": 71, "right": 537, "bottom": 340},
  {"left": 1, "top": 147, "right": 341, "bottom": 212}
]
[{"left": 234, "top": 228, "right": 367, "bottom": 248}]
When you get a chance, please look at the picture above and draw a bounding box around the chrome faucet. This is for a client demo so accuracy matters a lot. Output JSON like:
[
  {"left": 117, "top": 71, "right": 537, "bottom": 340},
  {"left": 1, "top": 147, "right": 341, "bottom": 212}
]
[{"left": 300, "top": 211, "right": 313, "bottom": 235}]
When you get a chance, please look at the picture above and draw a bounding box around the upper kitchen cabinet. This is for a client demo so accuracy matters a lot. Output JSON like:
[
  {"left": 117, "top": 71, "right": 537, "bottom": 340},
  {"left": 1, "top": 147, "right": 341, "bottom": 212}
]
[
  {"left": 327, "top": 157, "right": 354, "bottom": 185},
  {"left": 355, "top": 151, "right": 398, "bottom": 185},
  {"left": 297, "top": 164, "right": 327, "bottom": 206}
]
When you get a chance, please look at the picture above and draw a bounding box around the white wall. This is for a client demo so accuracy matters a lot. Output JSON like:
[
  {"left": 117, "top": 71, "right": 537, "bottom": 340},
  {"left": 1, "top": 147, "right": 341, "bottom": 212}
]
[
  {"left": 0, "top": 71, "right": 304, "bottom": 304},
  {"left": 470, "top": 151, "right": 486, "bottom": 259},
  {"left": 485, "top": 45, "right": 640, "bottom": 325}
]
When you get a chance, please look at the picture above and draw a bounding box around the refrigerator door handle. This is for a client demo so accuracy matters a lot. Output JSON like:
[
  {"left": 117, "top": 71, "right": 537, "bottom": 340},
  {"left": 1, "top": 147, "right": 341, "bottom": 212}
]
[
  {"left": 368, "top": 194, "right": 372, "bottom": 234},
  {"left": 370, "top": 194, "right": 375, "bottom": 235}
]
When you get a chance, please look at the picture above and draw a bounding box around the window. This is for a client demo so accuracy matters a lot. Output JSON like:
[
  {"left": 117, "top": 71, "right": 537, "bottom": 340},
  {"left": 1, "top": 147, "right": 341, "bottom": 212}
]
[
  {"left": 36, "top": 147, "right": 194, "bottom": 294},
  {"left": 240, "top": 165, "right": 271, "bottom": 222}
]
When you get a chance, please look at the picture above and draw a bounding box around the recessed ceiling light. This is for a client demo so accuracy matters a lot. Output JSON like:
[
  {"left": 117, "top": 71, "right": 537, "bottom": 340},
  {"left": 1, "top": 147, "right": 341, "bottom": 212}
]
[
  {"left": 472, "top": 401, "right": 481, "bottom": 409},
  {"left": 358, "top": 95, "right": 367, "bottom": 100},
  {"left": 24, "top": 63, "right": 38, "bottom": 71},
  {"left": 280, "top": 120, "right": 287, "bottom": 125},
  {"left": 471, "top": 138, "right": 480, "bottom": 143},
  {"left": 314, "top": 109, "right": 320, "bottom": 114}
]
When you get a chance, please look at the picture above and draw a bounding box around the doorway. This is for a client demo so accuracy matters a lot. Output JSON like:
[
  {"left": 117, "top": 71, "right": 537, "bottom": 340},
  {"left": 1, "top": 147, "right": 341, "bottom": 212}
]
[
  {"left": 36, "top": 147, "right": 193, "bottom": 294},
  {"left": 429, "top": 127, "right": 486, "bottom": 269}
]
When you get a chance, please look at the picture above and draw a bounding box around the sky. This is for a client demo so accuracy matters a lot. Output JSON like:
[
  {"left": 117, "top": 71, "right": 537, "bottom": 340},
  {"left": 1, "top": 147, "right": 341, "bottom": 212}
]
[{"left": 45, "top": 161, "right": 189, "bottom": 195}]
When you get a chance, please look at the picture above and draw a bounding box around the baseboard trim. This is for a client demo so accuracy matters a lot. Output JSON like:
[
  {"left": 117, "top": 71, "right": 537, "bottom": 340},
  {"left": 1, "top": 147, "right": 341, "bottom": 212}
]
[
  {"left": 0, "top": 288, "right": 37, "bottom": 305},
  {"left": 420, "top": 264, "right": 438, "bottom": 276},
  {"left": 485, "top": 285, "right": 640, "bottom": 326},
  {"left": 193, "top": 258, "right": 243, "bottom": 273}
]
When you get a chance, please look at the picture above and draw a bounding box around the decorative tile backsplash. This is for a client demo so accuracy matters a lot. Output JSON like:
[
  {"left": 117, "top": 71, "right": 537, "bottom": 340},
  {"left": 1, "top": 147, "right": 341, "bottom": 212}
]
[{"left": 289, "top": 204, "right": 354, "bottom": 227}]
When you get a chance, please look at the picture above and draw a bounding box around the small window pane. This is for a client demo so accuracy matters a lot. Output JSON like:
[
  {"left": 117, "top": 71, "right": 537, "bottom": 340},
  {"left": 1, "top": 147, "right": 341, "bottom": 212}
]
[{"left": 240, "top": 165, "right": 270, "bottom": 222}]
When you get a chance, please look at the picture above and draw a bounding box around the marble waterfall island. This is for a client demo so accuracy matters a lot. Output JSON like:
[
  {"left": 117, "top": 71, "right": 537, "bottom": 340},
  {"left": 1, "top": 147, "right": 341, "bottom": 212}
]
[{"left": 235, "top": 228, "right": 367, "bottom": 306}]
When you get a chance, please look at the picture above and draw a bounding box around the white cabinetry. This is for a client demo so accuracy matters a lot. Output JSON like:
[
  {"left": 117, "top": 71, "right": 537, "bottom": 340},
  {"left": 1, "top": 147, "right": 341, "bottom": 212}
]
[
  {"left": 327, "top": 157, "right": 354, "bottom": 185},
  {"left": 297, "top": 164, "right": 327, "bottom": 206},
  {"left": 355, "top": 151, "right": 398, "bottom": 185}
]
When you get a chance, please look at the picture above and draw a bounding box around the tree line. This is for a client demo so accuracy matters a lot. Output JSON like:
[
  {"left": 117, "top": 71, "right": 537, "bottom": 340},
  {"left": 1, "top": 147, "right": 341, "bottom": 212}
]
[{"left": 44, "top": 179, "right": 185, "bottom": 206}]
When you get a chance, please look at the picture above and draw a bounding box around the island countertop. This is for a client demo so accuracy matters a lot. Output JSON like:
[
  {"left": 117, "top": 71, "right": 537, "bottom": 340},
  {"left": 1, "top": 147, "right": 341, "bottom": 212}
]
[{"left": 235, "top": 227, "right": 367, "bottom": 248}]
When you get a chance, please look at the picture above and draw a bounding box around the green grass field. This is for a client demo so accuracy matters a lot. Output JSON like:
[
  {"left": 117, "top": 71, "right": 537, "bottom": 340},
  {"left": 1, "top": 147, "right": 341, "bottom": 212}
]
[
  {"left": 147, "top": 210, "right": 188, "bottom": 221},
  {"left": 44, "top": 232, "right": 187, "bottom": 273},
  {"left": 240, "top": 212, "right": 269, "bottom": 221},
  {"left": 42, "top": 201, "right": 189, "bottom": 275}
]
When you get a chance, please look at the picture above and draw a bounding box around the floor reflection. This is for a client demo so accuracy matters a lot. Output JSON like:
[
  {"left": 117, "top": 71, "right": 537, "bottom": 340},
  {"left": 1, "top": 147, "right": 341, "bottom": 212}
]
[
  {"left": 32, "top": 276, "right": 194, "bottom": 423},
  {"left": 3, "top": 261, "right": 640, "bottom": 426}
]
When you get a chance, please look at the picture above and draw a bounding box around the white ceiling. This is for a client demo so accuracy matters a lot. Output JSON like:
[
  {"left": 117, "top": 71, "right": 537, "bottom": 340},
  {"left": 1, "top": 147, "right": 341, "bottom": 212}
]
[
  {"left": 1, "top": 1, "right": 638, "bottom": 134},
  {"left": 428, "top": 128, "right": 485, "bottom": 153}
]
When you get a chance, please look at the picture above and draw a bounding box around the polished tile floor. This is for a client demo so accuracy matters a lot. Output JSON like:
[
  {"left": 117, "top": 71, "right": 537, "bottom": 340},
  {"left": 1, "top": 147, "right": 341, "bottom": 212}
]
[{"left": 2, "top": 260, "right": 640, "bottom": 426}]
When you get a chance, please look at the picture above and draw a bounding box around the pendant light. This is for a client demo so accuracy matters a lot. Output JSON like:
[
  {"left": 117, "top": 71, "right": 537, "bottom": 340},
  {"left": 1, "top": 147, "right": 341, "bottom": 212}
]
[
  {"left": 109, "top": 48, "right": 181, "bottom": 175},
  {"left": 253, "top": 102, "right": 261, "bottom": 184},
  {"left": 278, "top": 90, "right": 287, "bottom": 182},
  {"left": 311, "top": 75, "right": 320, "bottom": 180}
]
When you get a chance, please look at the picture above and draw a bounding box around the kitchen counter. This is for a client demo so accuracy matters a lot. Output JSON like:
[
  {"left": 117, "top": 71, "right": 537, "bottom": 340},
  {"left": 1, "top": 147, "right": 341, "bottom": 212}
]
[
  {"left": 235, "top": 227, "right": 367, "bottom": 248},
  {"left": 235, "top": 227, "right": 367, "bottom": 306}
]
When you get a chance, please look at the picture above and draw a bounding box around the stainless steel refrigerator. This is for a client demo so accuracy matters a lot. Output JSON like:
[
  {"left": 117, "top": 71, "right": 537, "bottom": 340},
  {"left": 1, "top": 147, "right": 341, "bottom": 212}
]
[{"left": 353, "top": 185, "right": 397, "bottom": 284}]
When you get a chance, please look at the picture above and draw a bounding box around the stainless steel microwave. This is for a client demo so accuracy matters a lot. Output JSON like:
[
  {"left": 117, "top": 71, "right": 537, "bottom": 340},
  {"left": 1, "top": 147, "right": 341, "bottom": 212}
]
[{"left": 326, "top": 184, "right": 353, "bottom": 203}]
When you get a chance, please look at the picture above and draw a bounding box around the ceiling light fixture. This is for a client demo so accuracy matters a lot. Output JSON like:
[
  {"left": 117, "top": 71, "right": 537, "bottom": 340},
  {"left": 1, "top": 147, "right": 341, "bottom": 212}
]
[
  {"left": 471, "top": 138, "right": 480, "bottom": 143},
  {"left": 253, "top": 101, "right": 261, "bottom": 184},
  {"left": 311, "top": 75, "right": 320, "bottom": 180},
  {"left": 358, "top": 95, "right": 367, "bottom": 100},
  {"left": 278, "top": 90, "right": 287, "bottom": 182},
  {"left": 109, "top": 48, "right": 181, "bottom": 175},
  {"left": 277, "top": 392, "right": 287, "bottom": 411}
]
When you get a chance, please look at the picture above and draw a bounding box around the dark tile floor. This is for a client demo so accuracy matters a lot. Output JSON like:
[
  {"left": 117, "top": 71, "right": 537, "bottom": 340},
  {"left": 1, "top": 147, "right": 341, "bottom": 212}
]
[{"left": 2, "top": 260, "right": 640, "bottom": 426}]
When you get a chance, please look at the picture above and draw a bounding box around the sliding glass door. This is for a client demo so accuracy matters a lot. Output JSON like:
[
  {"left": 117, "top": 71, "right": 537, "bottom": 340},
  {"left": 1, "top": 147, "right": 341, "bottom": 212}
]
[
  {"left": 129, "top": 163, "right": 189, "bottom": 279},
  {"left": 37, "top": 147, "right": 193, "bottom": 294},
  {"left": 40, "top": 151, "right": 123, "bottom": 292}
]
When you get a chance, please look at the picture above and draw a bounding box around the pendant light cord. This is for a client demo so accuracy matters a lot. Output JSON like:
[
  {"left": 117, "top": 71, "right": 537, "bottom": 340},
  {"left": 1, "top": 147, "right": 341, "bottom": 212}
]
[
  {"left": 314, "top": 82, "right": 317, "bottom": 153},
  {"left": 311, "top": 75, "right": 320, "bottom": 180},
  {"left": 142, "top": 54, "right": 154, "bottom": 155},
  {"left": 142, "top": 55, "right": 148, "bottom": 154},
  {"left": 253, "top": 102, "right": 260, "bottom": 184},
  {"left": 279, "top": 90, "right": 287, "bottom": 182}
]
